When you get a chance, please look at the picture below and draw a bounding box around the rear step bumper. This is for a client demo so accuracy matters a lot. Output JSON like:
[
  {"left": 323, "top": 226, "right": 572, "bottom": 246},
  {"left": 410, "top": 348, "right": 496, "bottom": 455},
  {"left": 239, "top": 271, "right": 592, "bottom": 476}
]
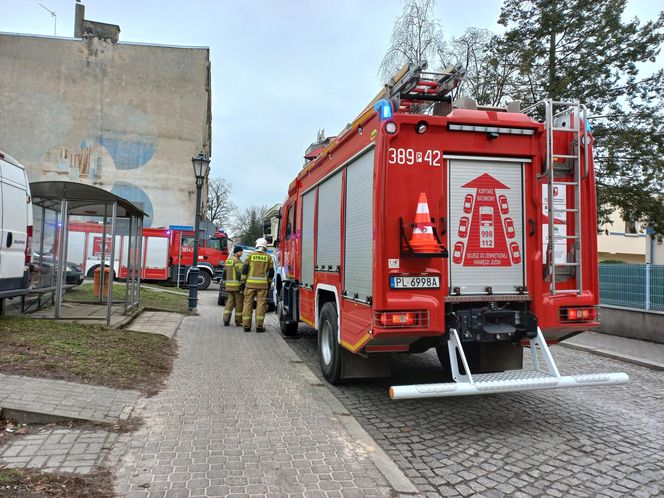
[{"left": 389, "top": 328, "right": 629, "bottom": 400}]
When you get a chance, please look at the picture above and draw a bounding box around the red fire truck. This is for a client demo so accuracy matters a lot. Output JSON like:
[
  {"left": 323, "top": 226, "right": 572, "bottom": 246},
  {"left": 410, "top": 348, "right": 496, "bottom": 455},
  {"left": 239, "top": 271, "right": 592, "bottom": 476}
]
[
  {"left": 67, "top": 222, "right": 228, "bottom": 289},
  {"left": 274, "top": 64, "right": 627, "bottom": 398}
]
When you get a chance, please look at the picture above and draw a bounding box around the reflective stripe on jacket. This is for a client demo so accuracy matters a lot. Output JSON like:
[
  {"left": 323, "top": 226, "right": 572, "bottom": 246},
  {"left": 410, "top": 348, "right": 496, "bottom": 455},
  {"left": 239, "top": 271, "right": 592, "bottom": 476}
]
[
  {"left": 243, "top": 251, "right": 273, "bottom": 289},
  {"left": 224, "top": 255, "right": 243, "bottom": 291}
]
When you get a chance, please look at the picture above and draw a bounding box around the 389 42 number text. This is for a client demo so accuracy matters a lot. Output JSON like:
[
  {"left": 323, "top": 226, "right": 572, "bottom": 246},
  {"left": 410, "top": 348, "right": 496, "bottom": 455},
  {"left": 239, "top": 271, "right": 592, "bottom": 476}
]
[{"left": 388, "top": 148, "right": 441, "bottom": 166}]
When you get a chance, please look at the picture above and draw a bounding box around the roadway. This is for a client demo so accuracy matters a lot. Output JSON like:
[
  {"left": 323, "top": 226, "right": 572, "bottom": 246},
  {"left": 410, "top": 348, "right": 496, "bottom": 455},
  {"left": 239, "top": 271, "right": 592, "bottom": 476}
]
[{"left": 281, "top": 323, "right": 663, "bottom": 497}]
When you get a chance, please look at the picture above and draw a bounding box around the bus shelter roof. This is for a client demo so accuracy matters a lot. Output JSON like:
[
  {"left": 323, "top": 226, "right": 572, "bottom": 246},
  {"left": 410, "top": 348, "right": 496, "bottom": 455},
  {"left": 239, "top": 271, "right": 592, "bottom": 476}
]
[{"left": 29, "top": 181, "right": 148, "bottom": 219}]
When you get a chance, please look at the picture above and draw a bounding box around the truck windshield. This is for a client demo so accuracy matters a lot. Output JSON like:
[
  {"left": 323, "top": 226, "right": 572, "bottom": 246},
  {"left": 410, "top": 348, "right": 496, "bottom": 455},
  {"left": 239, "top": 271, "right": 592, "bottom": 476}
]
[{"left": 207, "top": 237, "right": 227, "bottom": 251}]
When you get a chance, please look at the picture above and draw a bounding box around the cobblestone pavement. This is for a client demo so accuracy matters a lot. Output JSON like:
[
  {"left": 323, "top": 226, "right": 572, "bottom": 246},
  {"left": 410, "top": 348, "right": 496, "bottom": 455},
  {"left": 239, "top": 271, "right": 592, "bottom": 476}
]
[
  {"left": 113, "top": 292, "right": 399, "bottom": 497},
  {"left": 0, "top": 373, "right": 141, "bottom": 423},
  {"left": 0, "top": 426, "right": 117, "bottom": 474},
  {"left": 286, "top": 326, "right": 664, "bottom": 497}
]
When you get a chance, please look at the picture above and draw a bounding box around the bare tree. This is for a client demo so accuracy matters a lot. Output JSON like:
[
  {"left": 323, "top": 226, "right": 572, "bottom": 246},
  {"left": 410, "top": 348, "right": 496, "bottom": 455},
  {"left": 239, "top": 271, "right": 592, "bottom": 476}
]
[
  {"left": 206, "top": 177, "right": 236, "bottom": 230},
  {"left": 230, "top": 204, "right": 269, "bottom": 246},
  {"left": 438, "top": 28, "right": 519, "bottom": 106},
  {"left": 379, "top": 0, "right": 444, "bottom": 82}
]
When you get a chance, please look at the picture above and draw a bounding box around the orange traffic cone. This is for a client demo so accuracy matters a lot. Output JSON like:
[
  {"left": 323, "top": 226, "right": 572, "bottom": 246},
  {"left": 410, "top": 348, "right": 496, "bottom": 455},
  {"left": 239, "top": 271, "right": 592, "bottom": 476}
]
[{"left": 409, "top": 192, "right": 442, "bottom": 253}]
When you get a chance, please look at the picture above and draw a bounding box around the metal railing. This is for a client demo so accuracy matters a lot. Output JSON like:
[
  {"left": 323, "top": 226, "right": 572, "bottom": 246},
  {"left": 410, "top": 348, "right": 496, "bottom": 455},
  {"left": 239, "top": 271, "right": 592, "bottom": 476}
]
[{"left": 599, "top": 263, "right": 664, "bottom": 311}]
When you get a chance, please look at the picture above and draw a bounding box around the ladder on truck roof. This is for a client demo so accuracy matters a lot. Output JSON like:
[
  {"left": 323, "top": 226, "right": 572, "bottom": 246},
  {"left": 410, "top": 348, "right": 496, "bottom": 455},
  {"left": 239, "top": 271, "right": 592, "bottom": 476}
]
[
  {"left": 523, "top": 99, "right": 590, "bottom": 295},
  {"left": 365, "top": 62, "right": 466, "bottom": 115}
]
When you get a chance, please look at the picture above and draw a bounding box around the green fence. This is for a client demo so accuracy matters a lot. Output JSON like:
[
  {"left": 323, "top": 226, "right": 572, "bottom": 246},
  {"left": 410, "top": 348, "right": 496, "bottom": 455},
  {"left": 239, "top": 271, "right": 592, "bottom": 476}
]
[{"left": 599, "top": 264, "right": 664, "bottom": 311}]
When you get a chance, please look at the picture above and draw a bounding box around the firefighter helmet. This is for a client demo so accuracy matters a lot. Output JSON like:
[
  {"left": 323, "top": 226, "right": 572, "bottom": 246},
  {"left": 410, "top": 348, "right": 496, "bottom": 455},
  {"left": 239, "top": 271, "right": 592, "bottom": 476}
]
[{"left": 255, "top": 237, "right": 268, "bottom": 250}]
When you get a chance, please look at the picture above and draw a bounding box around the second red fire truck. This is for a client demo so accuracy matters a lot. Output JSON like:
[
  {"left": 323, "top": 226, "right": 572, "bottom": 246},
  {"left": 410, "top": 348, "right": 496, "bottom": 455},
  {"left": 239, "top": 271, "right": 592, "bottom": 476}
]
[
  {"left": 274, "top": 64, "right": 627, "bottom": 399},
  {"left": 67, "top": 222, "right": 228, "bottom": 289}
]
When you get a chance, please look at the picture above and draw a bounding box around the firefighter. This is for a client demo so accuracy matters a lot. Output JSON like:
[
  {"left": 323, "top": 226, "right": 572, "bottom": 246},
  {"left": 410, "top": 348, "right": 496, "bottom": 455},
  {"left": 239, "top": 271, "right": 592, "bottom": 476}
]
[
  {"left": 223, "top": 245, "right": 244, "bottom": 327},
  {"left": 242, "top": 237, "right": 274, "bottom": 332}
]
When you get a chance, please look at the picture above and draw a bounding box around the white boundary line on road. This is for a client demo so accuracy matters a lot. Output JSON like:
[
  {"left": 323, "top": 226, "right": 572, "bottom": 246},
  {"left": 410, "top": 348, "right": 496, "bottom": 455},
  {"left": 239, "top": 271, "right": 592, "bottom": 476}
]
[{"left": 267, "top": 326, "right": 421, "bottom": 496}]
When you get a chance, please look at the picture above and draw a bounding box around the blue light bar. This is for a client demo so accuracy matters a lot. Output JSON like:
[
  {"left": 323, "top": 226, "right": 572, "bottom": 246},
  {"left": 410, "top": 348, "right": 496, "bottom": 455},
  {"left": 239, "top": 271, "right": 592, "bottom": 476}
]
[{"left": 374, "top": 99, "right": 393, "bottom": 121}]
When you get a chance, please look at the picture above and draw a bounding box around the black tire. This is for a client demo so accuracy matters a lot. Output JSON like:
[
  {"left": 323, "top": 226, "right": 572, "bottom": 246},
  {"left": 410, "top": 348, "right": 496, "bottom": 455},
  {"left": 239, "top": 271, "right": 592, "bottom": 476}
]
[
  {"left": 278, "top": 289, "right": 298, "bottom": 337},
  {"left": 197, "top": 271, "right": 212, "bottom": 290},
  {"left": 318, "top": 302, "right": 342, "bottom": 384}
]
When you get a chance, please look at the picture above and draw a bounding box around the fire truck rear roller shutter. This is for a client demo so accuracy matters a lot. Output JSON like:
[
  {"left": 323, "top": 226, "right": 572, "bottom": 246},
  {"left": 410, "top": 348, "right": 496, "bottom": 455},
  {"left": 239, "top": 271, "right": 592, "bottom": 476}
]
[
  {"left": 316, "top": 172, "right": 342, "bottom": 270},
  {"left": 344, "top": 148, "right": 375, "bottom": 303},
  {"left": 448, "top": 158, "right": 526, "bottom": 294},
  {"left": 301, "top": 190, "right": 316, "bottom": 287}
]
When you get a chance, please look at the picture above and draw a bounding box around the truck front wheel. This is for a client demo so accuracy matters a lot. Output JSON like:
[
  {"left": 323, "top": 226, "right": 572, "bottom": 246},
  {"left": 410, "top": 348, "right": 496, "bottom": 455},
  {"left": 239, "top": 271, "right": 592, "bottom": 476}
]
[
  {"left": 197, "top": 271, "right": 212, "bottom": 290},
  {"left": 318, "top": 302, "right": 342, "bottom": 384}
]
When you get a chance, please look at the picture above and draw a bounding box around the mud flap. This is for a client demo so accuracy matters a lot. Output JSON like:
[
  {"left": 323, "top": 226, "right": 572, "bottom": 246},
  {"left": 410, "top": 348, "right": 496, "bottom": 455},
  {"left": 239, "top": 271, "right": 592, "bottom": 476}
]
[{"left": 341, "top": 349, "right": 391, "bottom": 379}]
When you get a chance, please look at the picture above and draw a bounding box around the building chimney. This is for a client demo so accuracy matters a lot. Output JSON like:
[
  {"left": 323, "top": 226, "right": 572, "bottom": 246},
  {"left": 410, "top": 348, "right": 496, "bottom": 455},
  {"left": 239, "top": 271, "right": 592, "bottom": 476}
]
[{"left": 74, "top": 3, "right": 85, "bottom": 38}]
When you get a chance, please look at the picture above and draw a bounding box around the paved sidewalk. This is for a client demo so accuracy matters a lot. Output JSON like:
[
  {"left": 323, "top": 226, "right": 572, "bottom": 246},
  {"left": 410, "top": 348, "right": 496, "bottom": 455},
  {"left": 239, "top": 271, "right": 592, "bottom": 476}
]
[
  {"left": 129, "top": 311, "right": 183, "bottom": 339},
  {"left": 0, "top": 373, "right": 141, "bottom": 423},
  {"left": 561, "top": 331, "right": 664, "bottom": 371},
  {"left": 0, "top": 426, "right": 118, "bottom": 474},
  {"left": 113, "top": 291, "right": 414, "bottom": 497}
]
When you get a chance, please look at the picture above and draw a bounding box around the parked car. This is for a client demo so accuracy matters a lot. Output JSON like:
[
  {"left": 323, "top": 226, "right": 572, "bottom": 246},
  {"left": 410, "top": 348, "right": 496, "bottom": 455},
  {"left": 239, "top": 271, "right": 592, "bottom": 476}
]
[
  {"left": 0, "top": 151, "right": 33, "bottom": 299},
  {"left": 218, "top": 249, "right": 276, "bottom": 311},
  {"left": 32, "top": 253, "right": 85, "bottom": 286}
]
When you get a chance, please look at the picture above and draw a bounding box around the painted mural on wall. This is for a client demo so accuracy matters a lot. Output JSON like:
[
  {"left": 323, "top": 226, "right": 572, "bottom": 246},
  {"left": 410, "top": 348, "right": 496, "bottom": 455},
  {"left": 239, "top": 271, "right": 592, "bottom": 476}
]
[
  {"left": 90, "top": 105, "right": 158, "bottom": 171},
  {"left": 1, "top": 93, "right": 157, "bottom": 226}
]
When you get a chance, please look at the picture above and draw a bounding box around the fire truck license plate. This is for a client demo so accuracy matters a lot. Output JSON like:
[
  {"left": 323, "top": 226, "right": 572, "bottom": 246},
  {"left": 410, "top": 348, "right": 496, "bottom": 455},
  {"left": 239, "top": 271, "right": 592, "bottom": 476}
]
[{"left": 390, "top": 276, "right": 440, "bottom": 289}]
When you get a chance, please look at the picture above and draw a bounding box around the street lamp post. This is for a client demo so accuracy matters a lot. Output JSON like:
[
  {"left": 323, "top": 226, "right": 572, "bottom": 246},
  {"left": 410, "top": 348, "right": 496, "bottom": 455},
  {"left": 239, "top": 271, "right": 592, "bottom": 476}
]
[{"left": 188, "top": 152, "right": 210, "bottom": 311}]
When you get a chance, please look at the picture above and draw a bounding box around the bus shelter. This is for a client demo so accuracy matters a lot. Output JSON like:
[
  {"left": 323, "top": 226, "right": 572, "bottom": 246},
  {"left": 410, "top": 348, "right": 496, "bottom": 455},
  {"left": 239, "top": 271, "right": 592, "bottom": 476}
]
[{"left": 29, "top": 181, "right": 147, "bottom": 325}]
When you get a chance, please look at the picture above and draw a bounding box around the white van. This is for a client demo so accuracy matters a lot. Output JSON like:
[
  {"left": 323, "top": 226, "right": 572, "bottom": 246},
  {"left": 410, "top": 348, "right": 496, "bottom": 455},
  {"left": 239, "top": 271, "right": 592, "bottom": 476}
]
[{"left": 0, "top": 151, "right": 33, "bottom": 299}]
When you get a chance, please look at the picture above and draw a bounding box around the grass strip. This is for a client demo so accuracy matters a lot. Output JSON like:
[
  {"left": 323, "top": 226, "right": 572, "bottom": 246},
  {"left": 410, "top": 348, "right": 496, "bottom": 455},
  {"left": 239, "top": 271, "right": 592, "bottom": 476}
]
[
  {"left": 64, "top": 285, "right": 189, "bottom": 314},
  {"left": 0, "top": 317, "right": 176, "bottom": 395}
]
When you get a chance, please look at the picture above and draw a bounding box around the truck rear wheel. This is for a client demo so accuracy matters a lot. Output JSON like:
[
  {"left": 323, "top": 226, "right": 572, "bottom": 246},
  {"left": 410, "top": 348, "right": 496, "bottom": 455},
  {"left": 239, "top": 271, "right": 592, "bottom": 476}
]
[
  {"left": 318, "top": 302, "right": 342, "bottom": 384},
  {"left": 278, "top": 289, "right": 298, "bottom": 337}
]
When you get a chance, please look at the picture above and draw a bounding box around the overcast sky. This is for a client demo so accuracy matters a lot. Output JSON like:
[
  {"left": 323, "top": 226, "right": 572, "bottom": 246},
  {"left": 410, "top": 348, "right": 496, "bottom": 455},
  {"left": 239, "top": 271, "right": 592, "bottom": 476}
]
[{"left": 1, "top": 0, "right": 661, "bottom": 216}]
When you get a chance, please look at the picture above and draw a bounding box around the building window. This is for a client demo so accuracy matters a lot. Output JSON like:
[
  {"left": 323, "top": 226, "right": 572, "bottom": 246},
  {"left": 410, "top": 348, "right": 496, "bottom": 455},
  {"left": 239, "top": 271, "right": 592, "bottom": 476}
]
[{"left": 625, "top": 220, "right": 639, "bottom": 234}]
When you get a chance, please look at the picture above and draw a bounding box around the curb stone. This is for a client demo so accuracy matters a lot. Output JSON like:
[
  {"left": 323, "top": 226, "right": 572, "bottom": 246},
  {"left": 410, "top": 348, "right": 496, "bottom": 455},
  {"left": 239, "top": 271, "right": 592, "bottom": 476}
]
[{"left": 559, "top": 342, "right": 664, "bottom": 371}]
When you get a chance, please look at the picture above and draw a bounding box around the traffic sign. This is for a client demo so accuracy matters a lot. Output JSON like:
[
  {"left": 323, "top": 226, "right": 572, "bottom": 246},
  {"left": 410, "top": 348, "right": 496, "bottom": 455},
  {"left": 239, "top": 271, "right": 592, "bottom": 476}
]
[{"left": 168, "top": 225, "right": 193, "bottom": 231}]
